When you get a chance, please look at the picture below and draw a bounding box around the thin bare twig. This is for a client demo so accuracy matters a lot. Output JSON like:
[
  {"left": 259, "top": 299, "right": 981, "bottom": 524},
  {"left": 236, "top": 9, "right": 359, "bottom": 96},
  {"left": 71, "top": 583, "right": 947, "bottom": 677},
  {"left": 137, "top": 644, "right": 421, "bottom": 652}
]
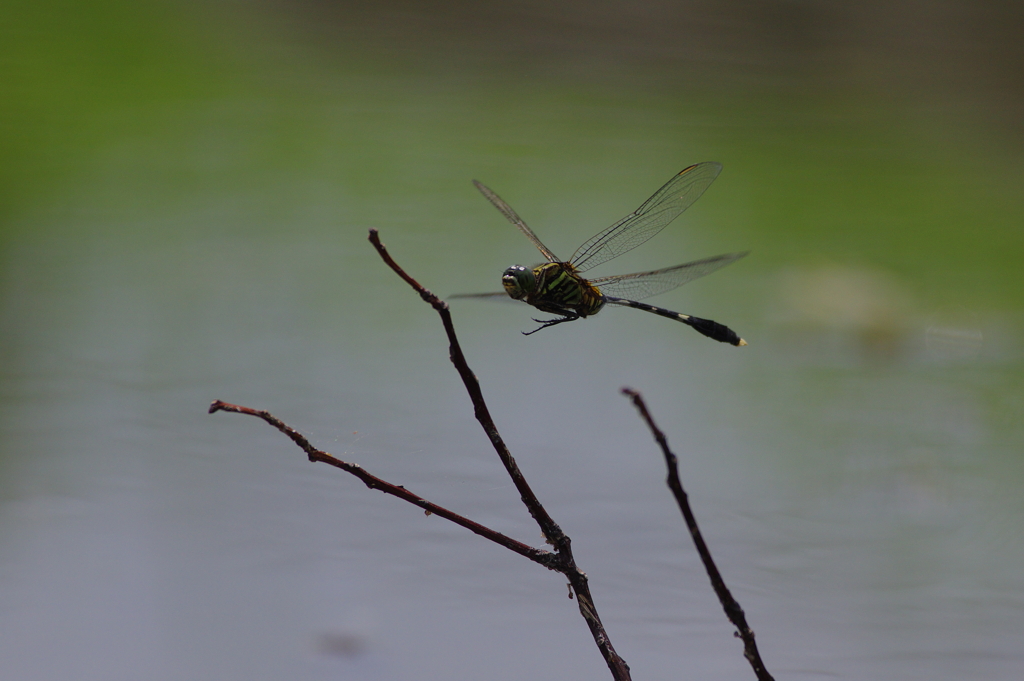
[
  {"left": 208, "top": 400, "right": 557, "bottom": 568},
  {"left": 621, "top": 387, "right": 774, "bottom": 681},
  {"left": 368, "top": 229, "right": 631, "bottom": 681}
]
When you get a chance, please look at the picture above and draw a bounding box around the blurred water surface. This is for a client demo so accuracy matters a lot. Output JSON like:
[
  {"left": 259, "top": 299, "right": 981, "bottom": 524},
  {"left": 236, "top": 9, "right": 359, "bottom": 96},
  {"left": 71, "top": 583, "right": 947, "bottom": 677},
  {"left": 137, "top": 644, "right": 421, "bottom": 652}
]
[{"left": 1, "top": 1, "right": 1022, "bottom": 679}]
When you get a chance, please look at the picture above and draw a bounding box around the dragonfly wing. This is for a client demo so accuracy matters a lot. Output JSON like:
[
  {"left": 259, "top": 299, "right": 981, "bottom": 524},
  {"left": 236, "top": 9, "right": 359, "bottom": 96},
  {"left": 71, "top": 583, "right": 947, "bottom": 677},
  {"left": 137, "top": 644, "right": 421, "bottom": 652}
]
[
  {"left": 448, "top": 291, "right": 511, "bottom": 300},
  {"left": 590, "top": 252, "right": 748, "bottom": 301},
  {"left": 570, "top": 162, "right": 722, "bottom": 272},
  {"left": 473, "top": 180, "right": 560, "bottom": 263}
]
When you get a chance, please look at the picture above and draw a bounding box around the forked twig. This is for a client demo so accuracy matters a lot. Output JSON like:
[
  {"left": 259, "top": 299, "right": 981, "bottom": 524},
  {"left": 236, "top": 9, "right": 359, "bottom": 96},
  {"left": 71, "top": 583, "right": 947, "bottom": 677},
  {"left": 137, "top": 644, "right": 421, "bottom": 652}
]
[
  {"left": 367, "top": 229, "right": 630, "bottom": 680},
  {"left": 210, "top": 229, "right": 631, "bottom": 681},
  {"left": 621, "top": 388, "right": 774, "bottom": 681}
]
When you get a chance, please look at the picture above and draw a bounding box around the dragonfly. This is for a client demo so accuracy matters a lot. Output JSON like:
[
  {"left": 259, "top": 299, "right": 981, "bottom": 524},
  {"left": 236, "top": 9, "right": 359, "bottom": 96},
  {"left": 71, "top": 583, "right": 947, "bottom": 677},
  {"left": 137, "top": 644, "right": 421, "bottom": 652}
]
[{"left": 452, "top": 162, "right": 748, "bottom": 346}]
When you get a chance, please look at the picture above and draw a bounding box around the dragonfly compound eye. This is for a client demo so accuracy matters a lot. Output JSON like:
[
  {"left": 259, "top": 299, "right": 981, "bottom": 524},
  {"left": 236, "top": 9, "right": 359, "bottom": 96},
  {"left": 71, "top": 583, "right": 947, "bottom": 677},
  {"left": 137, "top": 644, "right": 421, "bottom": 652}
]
[{"left": 502, "top": 265, "right": 535, "bottom": 300}]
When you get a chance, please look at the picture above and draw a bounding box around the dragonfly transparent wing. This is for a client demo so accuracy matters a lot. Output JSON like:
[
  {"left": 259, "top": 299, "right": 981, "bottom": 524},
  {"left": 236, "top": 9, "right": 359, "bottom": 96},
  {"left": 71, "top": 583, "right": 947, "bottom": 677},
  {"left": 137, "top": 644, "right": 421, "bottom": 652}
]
[
  {"left": 448, "top": 291, "right": 510, "bottom": 300},
  {"left": 473, "top": 180, "right": 560, "bottom": 263},
  {"left": 589, "top": 252, "right": 747, "bottom": 301},
  {"left": 570, "top": 162, "right": 722, "bottom": 273}
]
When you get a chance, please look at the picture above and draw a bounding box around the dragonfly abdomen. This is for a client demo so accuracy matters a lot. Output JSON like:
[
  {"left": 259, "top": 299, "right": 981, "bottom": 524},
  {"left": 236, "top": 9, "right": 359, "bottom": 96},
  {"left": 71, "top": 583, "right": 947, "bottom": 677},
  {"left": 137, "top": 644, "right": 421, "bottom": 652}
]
[{"left": 603, "top": 296, "right": 746, "bottom": 346}]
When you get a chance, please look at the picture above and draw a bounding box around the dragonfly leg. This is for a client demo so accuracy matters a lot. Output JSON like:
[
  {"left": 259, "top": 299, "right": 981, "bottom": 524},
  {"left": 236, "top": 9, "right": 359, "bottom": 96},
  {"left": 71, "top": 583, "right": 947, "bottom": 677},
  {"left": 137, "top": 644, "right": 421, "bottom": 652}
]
[{"left": 522, "top": 313, "right": 580, "bottom": 335}]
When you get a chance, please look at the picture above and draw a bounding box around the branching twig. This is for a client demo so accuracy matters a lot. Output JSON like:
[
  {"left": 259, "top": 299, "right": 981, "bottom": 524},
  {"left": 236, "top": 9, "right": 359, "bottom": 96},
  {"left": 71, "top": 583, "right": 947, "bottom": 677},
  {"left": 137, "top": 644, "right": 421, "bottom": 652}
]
[
  {"left": 209, "top": 229, "right": 631, "bottom": 681},
  {"left": 208, "top": 400, "right": 558, "bottom": 568},
  {"left": 368, "top": 229, "right": 631, "bottom": 681},
  {"left": 621, "top": 387, "right": 774, "bottom": 681}
]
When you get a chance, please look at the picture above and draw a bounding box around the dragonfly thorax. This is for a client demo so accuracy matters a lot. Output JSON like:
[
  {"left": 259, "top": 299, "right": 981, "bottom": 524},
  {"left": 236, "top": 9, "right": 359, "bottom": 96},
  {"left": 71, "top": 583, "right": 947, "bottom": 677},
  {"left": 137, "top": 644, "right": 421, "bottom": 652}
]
[{"left": 504, "top": 261, "right": 605, "bottom": 318}]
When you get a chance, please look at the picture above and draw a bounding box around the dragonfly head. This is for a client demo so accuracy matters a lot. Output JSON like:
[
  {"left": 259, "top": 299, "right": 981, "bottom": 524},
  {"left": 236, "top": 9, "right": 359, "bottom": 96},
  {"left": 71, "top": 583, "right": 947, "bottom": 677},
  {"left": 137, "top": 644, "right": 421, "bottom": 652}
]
[{"left": 502, "top": 265, "right": 535, "bottom": 300}]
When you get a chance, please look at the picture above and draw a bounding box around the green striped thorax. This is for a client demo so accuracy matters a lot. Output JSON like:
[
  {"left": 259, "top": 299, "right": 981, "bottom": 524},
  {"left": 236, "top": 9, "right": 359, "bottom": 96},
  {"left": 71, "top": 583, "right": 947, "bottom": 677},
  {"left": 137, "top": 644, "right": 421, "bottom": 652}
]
[{"left": 502, "top": 262, "right": 605, "bottom": 318}]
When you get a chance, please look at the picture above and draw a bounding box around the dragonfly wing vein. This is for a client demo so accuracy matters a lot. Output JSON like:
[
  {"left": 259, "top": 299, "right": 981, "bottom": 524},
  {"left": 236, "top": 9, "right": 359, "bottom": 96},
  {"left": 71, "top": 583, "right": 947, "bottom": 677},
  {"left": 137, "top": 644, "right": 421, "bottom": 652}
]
[
  {"left": 589, "top": 252, "right": 748, "bottom": 301},
  {"left": 569, "top": 162, "right": 722, "bottom": 272},
  {"left": 473, "top": 180, "right": 560, "bottom": 263},
  {"left": 448, "top": 291, "right": 511, "bottom": 300}
]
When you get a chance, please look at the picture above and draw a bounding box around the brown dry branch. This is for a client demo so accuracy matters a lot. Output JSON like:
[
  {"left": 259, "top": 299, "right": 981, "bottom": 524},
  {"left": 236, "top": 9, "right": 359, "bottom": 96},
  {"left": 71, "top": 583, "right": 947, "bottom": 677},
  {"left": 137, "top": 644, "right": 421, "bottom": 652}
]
[
  {"left": 367, "top": 229, "right": 630, "bottom": 680},
  {"left": 621, "top": 388, "right": 774, "bottom": 681},
  {"left": 207, "top": 400, "right": 556, "bottom": 568},
  {"left": 209, "top": 228, "right": 631, "bottom": 681}
]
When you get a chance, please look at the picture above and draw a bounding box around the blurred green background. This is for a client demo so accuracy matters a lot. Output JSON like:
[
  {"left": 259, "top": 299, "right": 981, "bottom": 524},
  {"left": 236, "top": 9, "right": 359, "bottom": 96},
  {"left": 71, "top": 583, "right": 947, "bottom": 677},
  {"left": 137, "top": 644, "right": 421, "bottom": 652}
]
[{"left": 2, "top": 1, "right": 1022, "bottom": 680}]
